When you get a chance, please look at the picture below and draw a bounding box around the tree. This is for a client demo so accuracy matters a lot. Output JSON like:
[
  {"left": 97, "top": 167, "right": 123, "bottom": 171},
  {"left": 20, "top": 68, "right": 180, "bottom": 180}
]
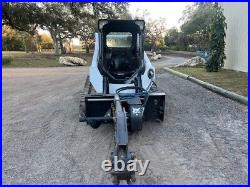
[
  {"left": 65, "top": 3, "right": 97, "bottom": 54},
  {"left": 145, "top": 18, "right": 167, "bottom": 51},
  {"left": 2, "top": 3, "right": 43, "bottom": 52},
  {"left": 2, "top": 25, "right": 39, "bottom": 52},
  {"left": 2, "top": 2, "right": 130, "bottom": 54},
  {"left": 2, "top": 3, "right": 41, "bottom": 35},
  {"left": 2, "top": 25, "right": 24, "bottom": 51},
  {"left": 76, "top": 19, "right": 96, "bottom": 53},
  {"left": 3, "top": 3, "right": 77, "bottom": 54},
  {"left": 91, "top": 2, "right": 129, "bottom": 19},
  {"left": 38, "top": 3, "right": 77, "bottom": 55},
  {"left": 40, "top": 33, "right": 54, "bottom": 50},
  {"left": 165, "top": 27, "right": 179, "bottom": 47},
  {"left": 66, "top": 2, "right": 129, "bottom": 53},
  {"left": 132, "top": 9, "right": 150, "bottom": 20},
  {"left": 180, "top": 3, "right": 216, "bottom": 50},
  {"left": 206, "top": 3, "right": 226, "bottom": 72},
  {"left": 133, "top": 9, "right": 166, "bottom": 51}
]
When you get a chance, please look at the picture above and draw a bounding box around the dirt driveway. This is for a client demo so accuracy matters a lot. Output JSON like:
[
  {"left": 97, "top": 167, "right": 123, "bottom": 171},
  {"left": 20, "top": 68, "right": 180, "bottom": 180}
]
[{"left": 2, "top": 67, "right": 248, "bottom": 184}]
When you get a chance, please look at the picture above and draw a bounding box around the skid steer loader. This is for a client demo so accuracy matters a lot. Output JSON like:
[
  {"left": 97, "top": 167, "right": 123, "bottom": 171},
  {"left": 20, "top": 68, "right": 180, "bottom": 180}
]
[{"left": 79, "top": 19, "right": 165, "bottom": 184}]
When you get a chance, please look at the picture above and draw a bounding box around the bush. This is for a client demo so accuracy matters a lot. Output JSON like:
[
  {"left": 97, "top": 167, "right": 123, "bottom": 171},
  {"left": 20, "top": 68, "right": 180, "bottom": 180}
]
[
  {"left": 206, "top": 3, "right": 226, "bottom": 72},
  {"left": 2, "top": 57, "right": 12, "bottom": 65},
  {"left": 144, "top": 41, "right": 152, "bottom": 51}
]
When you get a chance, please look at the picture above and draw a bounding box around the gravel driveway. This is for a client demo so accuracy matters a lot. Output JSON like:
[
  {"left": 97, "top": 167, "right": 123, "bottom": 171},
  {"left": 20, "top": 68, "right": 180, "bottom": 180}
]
[
  {"left": 2, "top": 67, "right": 248, "bottom": 184},
  {"left": 152, "top": 55, "right": 189, "bottom": 68}
]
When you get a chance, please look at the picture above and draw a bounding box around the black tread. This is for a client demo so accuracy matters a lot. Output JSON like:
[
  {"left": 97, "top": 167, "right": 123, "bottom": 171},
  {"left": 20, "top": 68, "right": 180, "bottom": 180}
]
[{"left": 79, "top": 75, "right": 91, "bottom": 122}]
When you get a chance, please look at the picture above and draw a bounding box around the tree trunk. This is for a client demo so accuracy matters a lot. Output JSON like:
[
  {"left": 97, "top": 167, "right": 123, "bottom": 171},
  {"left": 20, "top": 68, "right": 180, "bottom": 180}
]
[
  {"left": 85, "top": 40, "right": 90, "bottom": 53},
  {"left": 49, "top": 29, "right": 60, "bottom": 55},
  {"left": 58, "top": 35, "right": 66, "bottom": 54},
  {"left": 86, "top": 46, "right": 90, "bottom": 53},
  {"left": 33, "top": 36, "right": 41, "bottom": 53},
  {"left": 59, "top": 39, "right": 65, "bottom": 54},
  {"left": 21, "top": 35, "right": 28, "bottom": 53},
  {"left": 68, "top": 38, "right": 72, "bottom": 53},
  {"left": 54, "top": 39, "right": 60, "bottom": 55}
]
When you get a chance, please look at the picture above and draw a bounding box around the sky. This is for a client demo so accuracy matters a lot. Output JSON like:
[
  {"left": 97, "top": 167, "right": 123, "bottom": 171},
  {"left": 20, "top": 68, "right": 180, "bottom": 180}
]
[{"left": 129, "top": 2, "right": 194, "bottom": 29}]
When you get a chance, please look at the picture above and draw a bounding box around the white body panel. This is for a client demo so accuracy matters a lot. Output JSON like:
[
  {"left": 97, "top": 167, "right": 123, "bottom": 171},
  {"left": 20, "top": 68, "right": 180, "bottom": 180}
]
[
  {"left": 89, "top": 33, "right": 103, "bottom": 93},
  {"left": 90, "top": 33, "right": 155, "bottom": 94}
]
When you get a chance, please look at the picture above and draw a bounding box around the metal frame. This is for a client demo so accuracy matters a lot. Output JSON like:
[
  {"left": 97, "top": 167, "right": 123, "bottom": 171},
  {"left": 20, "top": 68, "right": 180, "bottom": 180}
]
[{"left": 81, "top": 92, "right": 165, "bottom": 123}]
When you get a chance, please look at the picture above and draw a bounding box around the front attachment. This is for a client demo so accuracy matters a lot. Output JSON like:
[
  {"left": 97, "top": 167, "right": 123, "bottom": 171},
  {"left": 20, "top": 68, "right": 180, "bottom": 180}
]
[
  {"left": 80, "top": 92, "right": 165, "bottom": 124},
  {"left": 79, "top": 81, "right": 165, "bottom": 184},
  {"left": 110, "top": 95, "right": 136, "bottom": 184}
]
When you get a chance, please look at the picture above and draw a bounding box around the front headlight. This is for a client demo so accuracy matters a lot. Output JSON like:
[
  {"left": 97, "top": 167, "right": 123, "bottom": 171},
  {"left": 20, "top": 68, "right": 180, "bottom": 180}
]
[{"left": 148, "top": 69, "right": 154, "bottom": 79}]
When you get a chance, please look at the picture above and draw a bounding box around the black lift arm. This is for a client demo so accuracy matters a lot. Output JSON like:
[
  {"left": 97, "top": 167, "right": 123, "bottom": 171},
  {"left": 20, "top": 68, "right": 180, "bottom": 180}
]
[{"left": 111, "top": 94, "right": 135, "bottom": 184}]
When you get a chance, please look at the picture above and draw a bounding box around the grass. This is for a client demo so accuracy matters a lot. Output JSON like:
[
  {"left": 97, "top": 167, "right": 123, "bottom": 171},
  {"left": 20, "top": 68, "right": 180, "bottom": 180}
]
[
  {"left": 2, "top": 51, "right": 93, "bottom": 68},
  {"left": 2, "top": 56, "right": 12, "bottom": 65},
  {"left": 172, "top": 67, "right": 248, "bottom": 97}
]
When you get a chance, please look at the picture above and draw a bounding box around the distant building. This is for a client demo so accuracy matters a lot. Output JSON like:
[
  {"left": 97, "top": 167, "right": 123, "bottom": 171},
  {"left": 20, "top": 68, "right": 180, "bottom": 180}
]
[{"left": 219, "top": 2, "right": 248, "bottom": 72}]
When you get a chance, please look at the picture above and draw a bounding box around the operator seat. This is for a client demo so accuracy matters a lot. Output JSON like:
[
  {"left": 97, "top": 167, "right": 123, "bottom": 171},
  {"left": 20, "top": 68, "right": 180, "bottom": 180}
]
[{"left": 108, "top": 50, "right": 137, "bottom": 79}]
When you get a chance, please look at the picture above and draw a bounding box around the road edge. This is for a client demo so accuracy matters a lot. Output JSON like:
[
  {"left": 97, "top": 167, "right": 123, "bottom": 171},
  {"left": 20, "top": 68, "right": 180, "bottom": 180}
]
[{"left": 164, "top": 67, "right": 248, "bottom": 105}]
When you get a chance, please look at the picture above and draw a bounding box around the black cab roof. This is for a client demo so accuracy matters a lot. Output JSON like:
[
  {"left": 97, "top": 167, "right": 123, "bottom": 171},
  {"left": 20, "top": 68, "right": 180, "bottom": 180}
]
[{"left": 98, "top": 19, "right": 145, "bottom": 33}]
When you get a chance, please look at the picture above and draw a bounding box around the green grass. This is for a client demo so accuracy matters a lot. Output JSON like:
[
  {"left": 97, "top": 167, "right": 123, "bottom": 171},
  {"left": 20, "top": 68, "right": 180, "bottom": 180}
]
[
  {"left": 2, "top": 56, "right": 12, "bottom": 65},
  {"left": 2, "top": 51, "right": 93, "bottom": 68},
  {"left": 172, "top": 67, "right": 248, "bottom": 97}
]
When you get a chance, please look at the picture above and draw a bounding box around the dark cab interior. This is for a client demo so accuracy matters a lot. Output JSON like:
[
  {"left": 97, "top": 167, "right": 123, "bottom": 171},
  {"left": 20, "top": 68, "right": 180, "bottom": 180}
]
[{"left": 98, "top": 20, "right": 145, "bottom": 82}]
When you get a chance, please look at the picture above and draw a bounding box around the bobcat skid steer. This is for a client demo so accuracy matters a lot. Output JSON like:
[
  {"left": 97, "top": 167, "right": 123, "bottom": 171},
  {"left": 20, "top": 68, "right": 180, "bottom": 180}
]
[{"left": 79, "top": 19, "right": 165, "bottom": 184}]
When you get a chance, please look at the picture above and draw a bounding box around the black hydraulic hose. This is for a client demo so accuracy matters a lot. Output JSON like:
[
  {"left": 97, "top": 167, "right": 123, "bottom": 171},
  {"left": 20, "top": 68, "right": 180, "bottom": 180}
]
[
  {"left": 115, "top": 86, "right": 147, "bottom": 94},
  {"left": 115, "top": 86, "right": 149, "bottom": 111},
  {"left": 115, "top": 80, "right": 159, "bottom": 112}
]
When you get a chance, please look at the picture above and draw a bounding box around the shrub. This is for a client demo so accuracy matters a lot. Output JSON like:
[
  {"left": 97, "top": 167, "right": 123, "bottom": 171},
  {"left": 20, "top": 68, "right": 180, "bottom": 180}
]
[
  {"left": 144, "top": 41, "right": 152, "bottom": 51},
  {"left": 206, "top": 3, "right": 226, "bottom": 72}
]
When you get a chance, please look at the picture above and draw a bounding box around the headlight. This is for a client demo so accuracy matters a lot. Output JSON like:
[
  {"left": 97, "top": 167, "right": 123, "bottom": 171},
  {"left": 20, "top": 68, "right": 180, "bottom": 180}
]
[{"left": 148, "top": 69, "right": 154, "bottom": 79}]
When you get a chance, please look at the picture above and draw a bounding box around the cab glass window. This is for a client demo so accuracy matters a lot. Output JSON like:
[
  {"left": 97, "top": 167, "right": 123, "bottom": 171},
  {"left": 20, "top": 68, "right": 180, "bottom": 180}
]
[{"left": 106, "top": 32, "right": 132, "bottom": 48}]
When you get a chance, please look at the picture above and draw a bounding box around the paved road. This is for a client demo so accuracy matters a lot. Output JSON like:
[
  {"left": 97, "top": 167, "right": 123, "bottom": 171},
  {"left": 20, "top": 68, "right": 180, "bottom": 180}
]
[{"left": 2, "top": 67, "right": 248, "bottom": 184}]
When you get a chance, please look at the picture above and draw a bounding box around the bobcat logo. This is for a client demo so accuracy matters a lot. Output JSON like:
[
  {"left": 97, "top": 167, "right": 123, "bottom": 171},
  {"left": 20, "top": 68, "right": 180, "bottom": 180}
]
[{"left": 132, "top": 107, "right": 143, "bottom": 116}]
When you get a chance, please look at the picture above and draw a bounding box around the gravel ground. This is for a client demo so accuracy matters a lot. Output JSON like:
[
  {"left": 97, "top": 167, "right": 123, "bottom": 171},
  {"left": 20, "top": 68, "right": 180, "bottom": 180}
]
[
  {"left": 2, "top": 67, "right": 248, "bottom": 184},
  {"left": 152, "top": 56, "right": 188, "bottom": 68}
]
